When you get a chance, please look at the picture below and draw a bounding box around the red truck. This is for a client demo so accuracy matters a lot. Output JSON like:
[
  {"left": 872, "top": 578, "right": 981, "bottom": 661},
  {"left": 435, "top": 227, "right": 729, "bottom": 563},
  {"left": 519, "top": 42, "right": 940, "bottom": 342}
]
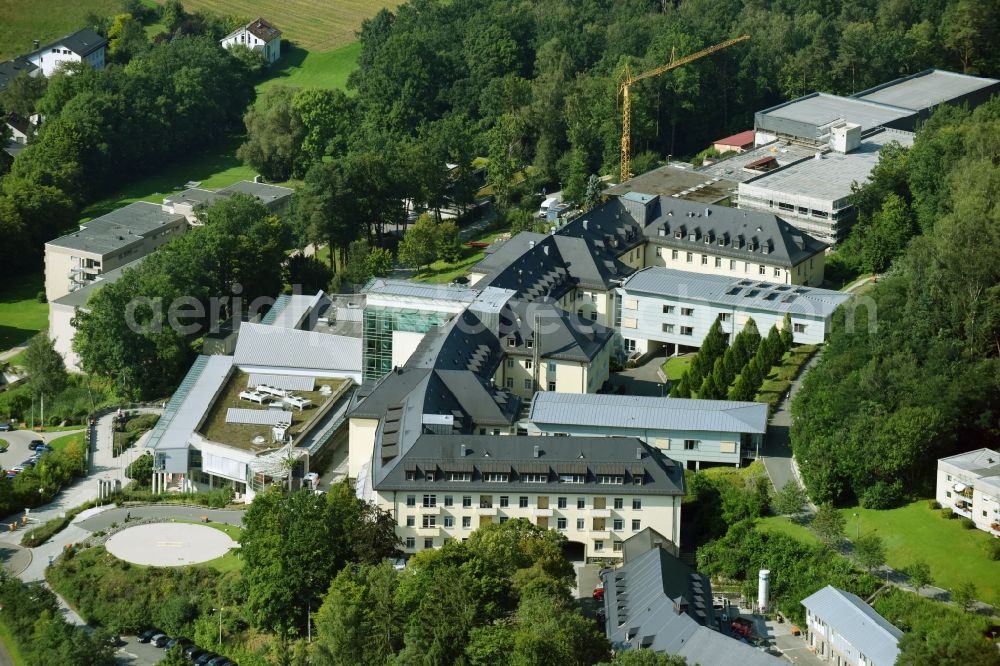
[{"left": 731, "top": 617, "right": 754, "bottom": 638}]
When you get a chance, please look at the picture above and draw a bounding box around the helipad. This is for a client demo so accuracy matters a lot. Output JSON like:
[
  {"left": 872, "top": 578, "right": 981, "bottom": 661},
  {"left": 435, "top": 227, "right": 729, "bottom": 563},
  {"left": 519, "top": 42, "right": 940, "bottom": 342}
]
[{"left": 105, "top": 523, "right": 236, "bottom": 566}]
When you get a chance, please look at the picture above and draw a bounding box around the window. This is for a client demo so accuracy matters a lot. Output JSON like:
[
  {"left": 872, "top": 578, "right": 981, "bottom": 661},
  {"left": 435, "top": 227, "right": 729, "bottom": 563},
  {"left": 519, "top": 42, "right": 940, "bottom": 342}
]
[
  {"left": 484, "top": 472, "right": 509, "bottom": 483},
  {"left": 577, "top": 497, "right": 586, "bottom": 509},
  {"left": 671, "top": 249, "right": 678, "bottom": 260},
  {"left": 505, "top": 377, "right": 514, "bottom": 389},
  {"left": 424, "top": 538, "right": 433, "bottom": 549},
  {"left": 598, "top": 474, "right": 624, "bottom": 485},
  {"left": 498, "top": 516, "right": 508, "bottom": 524},
  {"left": 507, "top": 337, "right": 516, "bottom": 346},
  {"left": 794, "top": 323, "right": 807, "bottom": 333},
  {"left": 444, "top": 516, "right": 454, "bottom": 528},
  {"left": 406, "top": 516, "right": 415, "bottom": 527},
  {"left": 595, "top": 540, "right": 605, "bottom": 551},
  {"left": 406, "top": 495, "right": 416, "bottom": 507},
  {"left": 559, "top": 474, "right": 585, "bottom": 484},
  {"left": 655, "top": 247, "right": 662, "bottom": 257},
  {"left": 448, "top": 472, "right": 471, "bottom": 482},
  {"left": 686, "top": 252, "right": 693, "bottom": 263},
  {"left": 462, "top": 496, "right": 472, "bottom": 508},
  {"left": 590, "top": 310, "right": 598, "bottom": 321},
  {"left": 406, "top": 470, "right": 416, "bottom": 481},
  {"left": 557, "top": 517, "right": 567, "bottom": 530},
  {"left": 681, "top": 308, "right": 694, "bottom": 316},
  {"left": 576, "top": 518, "right": 585, "bottom": 530},
  {"left": 715, "top": 257, "right": 722, "bottom": 267},
  {"left": 462, "top": 516, "right": 471, "bottom": 528},
  {"left": 480, "top": 496, "right": 493, "bottom": 508},
  {"left": 774, "top": 267, "right": 781, "bottom": 277},
  {"left": 557, "top": 497, "right": 567, "bottom": 509},
  {"left": 680, "top": 326, "right": 693, "bottom": 336},
  {"left": 422, "top": 495, "right": 436, "bottom": 508},
  {"left": 422, "top": 515, "right": 436, "bottom": 528},
  {"left": 662, "top": 305, "right": 674, "bottom": 314},
  {"left": 547, "top": 380, "right": 556, "bottom": 391},
  {"left": 633, "top": 499, "right": 642, "bottom": 510},
  {"left": 701, "top": 254, "right": 709, "bottom": 265},
  {"left": 406, "top": 537, "right": 415, "bottom": 549},
  {"left": 524, "top": 379, "right": 533, "bottom": 390},
  {"left": 946, "top": 491, "right": 952, "bottom": 498},
  {"left": 632, "top": 519, "right": 641, "bottom": 531},
  {"left": 662, "top": 323, "right": 675, "bottom": 333},
  {"left": 614, "top": 497, "right": 624, "bottom": 510},
  {"left": 613, "top": 541, "right": 623, "bottom": 552},
  {"left": 500, "top": 496, "right": 510, "bottom": 508},
  {"left": 684, "top": 439, "right": 698, "bottom": 450},
  {"left": 519, "top": 496, "right": 529, "bottom": 508},
  {"left": 507, "top": 358, "right": 514, "bottom": 368},
  {"left": 730, "top": 259, "right": 736, "bottom": 270},
  {"left": 444, "top": 495, "right": 453, "bottom": 507},
  {"left": 623, "top": 317, "right": 637, "bottom": 328},
  {"left": 633, "top": 473, "right": 644, "bottom": 486},
  {"left": 547, "top": 361, "right": 557, "bottom": 372},
  {"left": 523, "top": 473, "right": 548, "bottom": 483},
  {"left": 526, "top": 340, "right": 533, "bottom": 349},
  {"left": 525, "top": 360, "right": 533, "bottom": 370},
  {"left": 718, "top": 313, "right": 731, "bottom": 322},
  {"left": 613, "top": 518, "right": 624, "bottom": 530}
]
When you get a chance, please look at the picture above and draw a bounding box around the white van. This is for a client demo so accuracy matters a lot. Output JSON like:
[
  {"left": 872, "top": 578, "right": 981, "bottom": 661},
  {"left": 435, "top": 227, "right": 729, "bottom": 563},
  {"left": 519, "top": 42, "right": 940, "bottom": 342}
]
[{"left": 537, "top": 196, "right": 560, "bottom": 218}]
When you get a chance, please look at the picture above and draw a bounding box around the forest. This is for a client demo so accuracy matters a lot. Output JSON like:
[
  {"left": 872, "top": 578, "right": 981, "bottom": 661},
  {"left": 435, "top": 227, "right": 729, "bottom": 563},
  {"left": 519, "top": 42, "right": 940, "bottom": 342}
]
[{"left": 791, "top": 98, "right": 1000, "bottom": 508}]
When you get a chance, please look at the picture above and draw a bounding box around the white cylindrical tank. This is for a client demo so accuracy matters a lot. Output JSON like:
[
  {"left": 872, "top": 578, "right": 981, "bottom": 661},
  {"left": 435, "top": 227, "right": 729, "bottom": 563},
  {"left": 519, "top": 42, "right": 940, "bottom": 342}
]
[{"left": 757, "top": 569, "right": 771, "bottom": 611}]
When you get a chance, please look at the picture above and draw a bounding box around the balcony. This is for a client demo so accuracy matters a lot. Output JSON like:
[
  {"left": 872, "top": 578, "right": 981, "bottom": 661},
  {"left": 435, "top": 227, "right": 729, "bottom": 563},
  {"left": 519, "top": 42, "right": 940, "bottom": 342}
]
[
  {"left": 416, "top": 526, "right": 440, "bottom": 536},
  {"left": 477, "top": 506, "right": 498, "bottom": 515},
  {"left": 590, "top": 530, "right": 611, "bottom": 540},
  {"left": 418, "top": 505, "right": 441, "bottom": 515},
  {"left": 589, "top": 508, "right": 611, "bottom": 518},
  {"left": 532, "top": 508, "right": 554, "bottom": 517}
]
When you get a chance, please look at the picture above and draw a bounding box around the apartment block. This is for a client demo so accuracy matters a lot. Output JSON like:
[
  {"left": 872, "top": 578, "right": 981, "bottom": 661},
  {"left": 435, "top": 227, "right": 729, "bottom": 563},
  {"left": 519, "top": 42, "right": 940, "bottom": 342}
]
[{"left": 936, "top": 448, "right": 1000, "bottom": 536}]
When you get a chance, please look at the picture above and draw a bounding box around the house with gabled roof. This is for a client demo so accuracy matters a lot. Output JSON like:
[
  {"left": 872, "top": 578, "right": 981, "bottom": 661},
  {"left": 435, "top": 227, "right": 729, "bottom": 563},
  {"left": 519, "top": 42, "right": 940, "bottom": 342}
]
[
  {"left": 24, "top": 28, "right": 107, "bottom": 77},
  {"left": 801, "top": 586, "right": 902, "bottom": 666},
  {"left": 221, "top": 18, "right": 282, "bottom": 64}
]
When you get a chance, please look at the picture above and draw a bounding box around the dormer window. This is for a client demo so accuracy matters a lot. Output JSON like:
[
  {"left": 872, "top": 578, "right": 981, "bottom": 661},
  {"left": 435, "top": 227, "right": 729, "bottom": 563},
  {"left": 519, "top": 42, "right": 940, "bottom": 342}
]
[
  {"left": 688, "top": 234, "right": 696, "bottom": 241},
  {"left": 704, "top": 234, "right": 712, "bottom": 244},
  {"left": 674, "top": 230, "right": 682, "bottom": 239},
  {"left": 718, "top": 237, "right": 726, "bottom": 246}
]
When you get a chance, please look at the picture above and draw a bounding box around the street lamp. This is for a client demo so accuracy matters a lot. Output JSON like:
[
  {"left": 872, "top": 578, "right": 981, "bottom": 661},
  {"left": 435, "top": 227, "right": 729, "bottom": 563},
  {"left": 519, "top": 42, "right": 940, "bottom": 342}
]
[
  {"left": 212, "top": 607, "right": 223, "bottom": 645},
  {"left": 853, "top": 512, "right": 859, "bottom": 539}
]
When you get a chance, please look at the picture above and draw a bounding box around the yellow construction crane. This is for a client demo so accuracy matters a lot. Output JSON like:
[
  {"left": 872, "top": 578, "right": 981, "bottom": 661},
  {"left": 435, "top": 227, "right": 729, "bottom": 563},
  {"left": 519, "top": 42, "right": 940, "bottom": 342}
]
[{"left": 620, "top": 35, "right": 750, "bottom": 181}]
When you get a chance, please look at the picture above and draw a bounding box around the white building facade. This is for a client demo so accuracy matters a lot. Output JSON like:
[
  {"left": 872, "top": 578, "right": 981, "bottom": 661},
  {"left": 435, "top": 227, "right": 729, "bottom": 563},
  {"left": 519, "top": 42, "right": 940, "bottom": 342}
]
[{"left": 936, "top": 448, "right": 1000, "bottom": 536}]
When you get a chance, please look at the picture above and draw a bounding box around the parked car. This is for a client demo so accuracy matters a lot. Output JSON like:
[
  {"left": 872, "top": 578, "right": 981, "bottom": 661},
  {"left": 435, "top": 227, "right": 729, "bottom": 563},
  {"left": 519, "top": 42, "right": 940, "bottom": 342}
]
[
  {"left": 303, "top": 472, "right": 319, "bottom": 488},
  {"left": 166, "top": 637, "right": 191, "bottom": 650},
  {"left": 11, "top": 465, "right": 26, "bottom": 473},
  {"left": 150, "top": 634, "right": 168, "bottom": 648},
  {"left": 107, "top": 634, "right": 124, "bottom": 647},
  {"left": 0, "top": 422, "right": 13, "bottom": 432},
  {"left": 592, "top": 585, "right": 605, "bottom": 601},
  {"left": 137, "top": 628, "right": 160, "bottom": 643},
  {"left": 195, "top": 653, "right": 219, "bottom": 665},
  {"left": 27, "top": 440, "right": 45, "bottom": 450},
  {"left": 206, "top": 657, "right": 230, "bottom": 666},
  {"left": 19, "top": 460, "right": 35, "bottom": 469},
  {"left": 184, "top": 645, "right": 206, "bottom": 660},
  {"left": 5, "top": 470, "right": 17, "bottom": 479},
  {"left": 731, "top": 617, "right": 754, "bottom": 638}
]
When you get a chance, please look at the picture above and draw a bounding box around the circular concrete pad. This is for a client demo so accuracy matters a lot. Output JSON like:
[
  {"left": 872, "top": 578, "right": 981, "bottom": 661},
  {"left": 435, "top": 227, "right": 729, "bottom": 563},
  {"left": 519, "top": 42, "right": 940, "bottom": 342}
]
[{"left": 106, "top": 523, "right": 236, "bottom": 567}]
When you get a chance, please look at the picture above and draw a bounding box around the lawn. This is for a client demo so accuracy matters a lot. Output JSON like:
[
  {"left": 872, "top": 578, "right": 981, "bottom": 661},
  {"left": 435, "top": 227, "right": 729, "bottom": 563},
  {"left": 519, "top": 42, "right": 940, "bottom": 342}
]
[
  {"left": 412, "top": 229, "right": 508, "bottom": 284},
  {"left": 79, "top": 135, "right": 259, "bottom": 220},
  {"left": 0, "top": 619, "right": 29, "bottom": 666},
  {"left": 179, "top": 520, "right": 244, "bottom": 572},
  {"left": 47, "top": 432, "right": 85, "bottom": 452},
  {"left": 661, "top": 354, "right": 693, "bottom": 381},
  {"left": 0, "top": 0, "right": 120, "bottom": 60},
  {"left": 0, "top": 273, "right": 48, "bottom": 353},
  {"left": 757, "top": 515, "right": 821, "bottom": 546},
  {"left": 840, "top": 501, "right": 1000, "bottom": 606},
  {"left": 257, "top": 42, "right": 361, "bottom": 93},
  {"left": 161, "top": 0, "right": 396, "bottom": 52}
]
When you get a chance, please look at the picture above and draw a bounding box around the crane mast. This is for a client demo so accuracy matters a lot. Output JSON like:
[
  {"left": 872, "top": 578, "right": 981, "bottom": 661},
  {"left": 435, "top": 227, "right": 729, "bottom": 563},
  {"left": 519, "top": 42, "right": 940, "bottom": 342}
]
[{"left": 620, "top": 35, "right": 750, "bottom": 181}]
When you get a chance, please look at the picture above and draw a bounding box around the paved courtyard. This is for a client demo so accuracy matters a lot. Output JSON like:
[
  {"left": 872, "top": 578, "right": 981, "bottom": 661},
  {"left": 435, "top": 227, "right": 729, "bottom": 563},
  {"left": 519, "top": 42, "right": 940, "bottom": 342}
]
[{"left": 105, "top": 523, "right": 236, "bottom": 567}]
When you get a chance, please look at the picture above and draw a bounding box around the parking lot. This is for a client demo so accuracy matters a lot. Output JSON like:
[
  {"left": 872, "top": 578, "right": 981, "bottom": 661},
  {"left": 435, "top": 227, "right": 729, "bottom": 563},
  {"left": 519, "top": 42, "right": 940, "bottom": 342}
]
[{"left": 0, "top": 427, "right": 68, "bottom": 476}]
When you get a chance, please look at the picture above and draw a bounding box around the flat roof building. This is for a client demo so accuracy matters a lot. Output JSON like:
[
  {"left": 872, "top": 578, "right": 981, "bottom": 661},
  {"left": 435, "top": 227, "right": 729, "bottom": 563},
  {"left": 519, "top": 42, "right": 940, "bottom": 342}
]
[
  {"left": 852, "top": 69, "right": 1000, "bottom": 117},
  {"left": 936, "top": 448, "right": 1000, "bottom": 536},
  {"left": 606, "top": 164, "right": 739, "bottom": 204}
]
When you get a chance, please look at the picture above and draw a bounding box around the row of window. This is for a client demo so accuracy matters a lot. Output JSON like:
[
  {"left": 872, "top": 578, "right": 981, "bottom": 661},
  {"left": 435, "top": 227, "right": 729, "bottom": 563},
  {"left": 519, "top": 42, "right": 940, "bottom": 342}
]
[
  {"left": 657, "top": 247, "right": 784, "bottom": 277},
  {"left": 404, "top": 514, "right": 645, "bottom": 532},
  {"left": 409, "top": 469, "right": 644, "bottom": 485},
  {"left": 402, "top": 535, "right": 626, "bottom": 552},
  {"left": 405, "top": 495, "right": 644, "bottom": 510}
]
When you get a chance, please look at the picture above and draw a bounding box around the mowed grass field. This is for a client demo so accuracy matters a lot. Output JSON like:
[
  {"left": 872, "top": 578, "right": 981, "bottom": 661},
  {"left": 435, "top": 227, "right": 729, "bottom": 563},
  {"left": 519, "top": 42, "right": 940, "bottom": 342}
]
[
  {"left": 0, "top": 0, "right": 120, "bottom": 61},
  {"left": 161, "top": 0, "right": 396, "bottom": 52},
  {"left": 257, "top": 42, "right": 361, "bottom": 92},
  {"left": 0, "top": 273, "right": 48, "bottom": 352}
]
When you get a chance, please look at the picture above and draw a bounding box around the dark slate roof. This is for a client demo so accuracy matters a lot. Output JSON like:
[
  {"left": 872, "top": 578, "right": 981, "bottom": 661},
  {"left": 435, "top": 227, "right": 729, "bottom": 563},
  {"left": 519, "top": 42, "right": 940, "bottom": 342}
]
[
  {"left": 642, "top": 197, "right": 827, "bottom": 267},
  {"left": 4, "top": 114, "right": 30, "bottom": 135},
  {"left": 604, "top": 547, "right": 784, "bottom": 664},
  {"left": 502, "top": 299, "right": 614, "bottom": 362},
  {"left": 374, "top": 435, "right": 686, "bottom": 494},
  {"left": 29, "top": 28, "right": 107, "bottom": 58},
  {"left": 481, "top": 234, "right": 575, "bottom": 301},
  {"left": 472, "top": 232, "right": 547, "bottom": 275},
  {"left": 246, "top": 18, "right": 281, "bottom": 42},
  {"left": 0, "top": 58, "right": 38, "bottom": 92}
]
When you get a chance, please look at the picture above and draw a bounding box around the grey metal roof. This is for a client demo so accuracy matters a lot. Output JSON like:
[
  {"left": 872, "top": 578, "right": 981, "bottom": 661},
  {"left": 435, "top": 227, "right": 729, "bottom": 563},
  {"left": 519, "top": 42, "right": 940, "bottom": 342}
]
[
  {"left": 641, "top": 197, "right": 827, "bottom": 267},
  {"left": 605, "top": 547, "right": 783, "bottom": 664},
  {"left": 529, "top": 393, "right": 767, "bottom": 434},
  {"left": 375, "top": 435, "right": 686, "bottom": 494},
  {"left": 146, "top": 355, "right": 234, "bottom": 451},
  {"left": 801, "top": 586, "right": 902, "bottom": 666},
  {"left": 260, "top": 295, "right": 290, "bottom": 325},
  {"left": 0, "top": 58, "right": 38, "bottom": 92},
  {"left": 269, "top": 292, "right": 326, "bottom": 329},
  {"left": 217, "top": 180, "right": 293, "bottom": 204},
  {"left": 46, "top": 202, "right": 185, "bottom": 255},
  {"left": 756, "top": 93, "right": 914, "bottom": 139},
  {"left": 739, "top": 130, "right": 915, "bottom": 205},
  {"left": 50, "top": 256, "right": 146, "bottom": 309},
  {"left": 621, "top": 267, "right": 851, "bottom": 318},
  {"left": 362, "top": 278, "right": 477, "bottom": 303},
  {"left": 225, "top": 408, "right": 293, "bottom": 425},
  {"left": 605, "top": 164, "right": 739, "bottom": 203},
  {"left": 28, "top": 28, "right": 107, "bottom": 58},
  {"left": 246, "top": 374, "right": 315, "bottom": 391},
  {"left": 233, "top": 322, "right": 362, "bottom": 374},
  {"left": 854, "top": 69, "right": 1000, "bottom": 112},
  {"left": 162, "top": 188, "right": 226, "bottom": 207}
]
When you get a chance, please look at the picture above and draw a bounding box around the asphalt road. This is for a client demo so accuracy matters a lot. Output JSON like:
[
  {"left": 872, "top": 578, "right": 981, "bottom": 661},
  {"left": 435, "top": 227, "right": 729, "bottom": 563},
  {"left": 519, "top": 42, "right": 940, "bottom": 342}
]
[{"left": 0, "top": 427, "right": 81, "bottom": 476}]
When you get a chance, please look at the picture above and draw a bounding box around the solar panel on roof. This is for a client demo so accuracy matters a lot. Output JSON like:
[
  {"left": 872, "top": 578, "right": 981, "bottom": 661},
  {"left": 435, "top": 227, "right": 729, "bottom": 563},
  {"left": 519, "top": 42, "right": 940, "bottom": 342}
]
[{"left": 225, "top": 408, "right": 294, "bottom": 425}]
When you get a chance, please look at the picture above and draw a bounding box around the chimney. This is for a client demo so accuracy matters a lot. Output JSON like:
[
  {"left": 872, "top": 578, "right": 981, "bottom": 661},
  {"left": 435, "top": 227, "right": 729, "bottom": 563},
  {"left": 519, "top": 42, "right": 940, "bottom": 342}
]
[
  {"left": 460, "top": 444, "right": 467, "bottom": 457},
  {"left": 635, "top": 447, "right": 643, "bottom": 460},
  {"left": 528, "top": 240, "right": 535, "bottom": 248},
  {"left": 705, "top": 207, "right": 711, "bottom": 216},
  {"left": 33, "top": 39, "right": 40, "bottom": 49},
  {"left": 533, "top": 445, "right": 540, "bottom": 458},
  {"left": 583, "top": 219, "right": 589, "bottom": 230},
  {"left": 543, "top": 245, "right": 549, "bottom": 255}
]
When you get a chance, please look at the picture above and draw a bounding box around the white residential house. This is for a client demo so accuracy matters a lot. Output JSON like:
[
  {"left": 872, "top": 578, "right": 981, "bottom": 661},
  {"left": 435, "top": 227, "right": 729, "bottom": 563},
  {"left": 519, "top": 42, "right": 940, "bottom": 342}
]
[
  {"left": 801, "top": 586, "right": 903, "bottom": 666},
  {"left": 936, "top": 448, "right": 1000, "bottom": 536},
  {"left": 221, "top": 18, "right": 282, "bottom": 64},
  {"left": 24, "top": 28, "right": 107, "bottom": 77}
]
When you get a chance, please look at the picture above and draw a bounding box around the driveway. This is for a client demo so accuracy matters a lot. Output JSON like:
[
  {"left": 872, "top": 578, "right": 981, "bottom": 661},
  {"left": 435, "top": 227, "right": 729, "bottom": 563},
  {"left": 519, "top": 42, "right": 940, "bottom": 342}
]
[
  {"left": 0, "top": 427, "right": 85, "bottom": 477},
  {"left": 761, "top": 352, "right": 822, "bottom": 496},
  {"left": 608, "top": 355, "right": 669, "bottom": 397}
]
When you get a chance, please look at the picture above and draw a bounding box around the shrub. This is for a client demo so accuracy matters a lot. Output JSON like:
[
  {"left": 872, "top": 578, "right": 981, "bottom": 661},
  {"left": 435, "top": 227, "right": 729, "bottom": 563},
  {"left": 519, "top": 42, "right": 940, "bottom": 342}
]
[
  {"left": 985, "top": 539, "right": 1000, "bottom": 561},
  {"left": 960, "top": 517, "right": 975, "bottom": 529},
  {"left": 35, "top": 290, "right": 46, "bottom": 303},
  {"left": 927, "top": 500, "right": 941, "bottom": 510},
  {"left": 859, "top": 480, "right": 905, "bottom": 509},
  {"left": 941, "top": 508, "right": 954, "bottom": 519},
  {"left": 125, "top": 413, "right": 160, "bottom": 433}
]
